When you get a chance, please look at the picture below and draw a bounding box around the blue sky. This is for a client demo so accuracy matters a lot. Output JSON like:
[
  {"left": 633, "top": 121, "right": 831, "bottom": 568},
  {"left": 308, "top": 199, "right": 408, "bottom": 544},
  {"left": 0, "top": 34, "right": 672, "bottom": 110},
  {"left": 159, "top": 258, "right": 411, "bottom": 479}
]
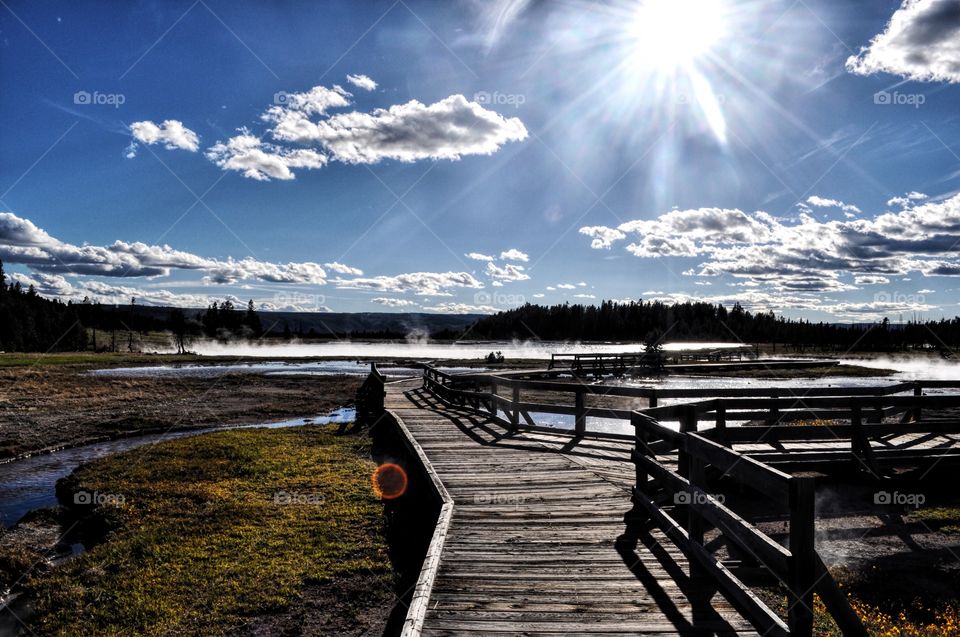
[{"left": 2, "top": 0, "right": 960, "bottom": 321}]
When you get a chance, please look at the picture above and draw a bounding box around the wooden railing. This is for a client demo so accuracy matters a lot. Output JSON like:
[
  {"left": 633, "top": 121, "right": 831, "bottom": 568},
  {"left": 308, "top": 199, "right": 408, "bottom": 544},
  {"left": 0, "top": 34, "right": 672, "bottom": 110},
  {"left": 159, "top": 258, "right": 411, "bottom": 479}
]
[
  {"left": 547, "top": 351, "right": 666, "bottom": 374},
  {"left": 356, "top": 362, "right": 386, "bottom": 424},
  {"left": 420, "top": 365, "right": 960, "bottom": 634},
  {"left": 628, "top": 412, "right": 868, "bottom": 636},
  {"left": 423, "top": 364, "right": 960, "bottom": 440}
]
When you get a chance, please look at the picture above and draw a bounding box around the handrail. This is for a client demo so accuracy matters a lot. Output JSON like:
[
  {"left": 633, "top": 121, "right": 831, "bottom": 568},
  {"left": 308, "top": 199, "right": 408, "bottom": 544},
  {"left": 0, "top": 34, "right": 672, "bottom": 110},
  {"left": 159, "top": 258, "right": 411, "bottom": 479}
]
[
  {"left": 418, "top": 363, "right": 958, "bottom": 635},
  {"left": 421, "top": 363, "right": 960, "bottom": 442},
  {"left": 629, "top": 412, "right": 868, "bottom": 636}
]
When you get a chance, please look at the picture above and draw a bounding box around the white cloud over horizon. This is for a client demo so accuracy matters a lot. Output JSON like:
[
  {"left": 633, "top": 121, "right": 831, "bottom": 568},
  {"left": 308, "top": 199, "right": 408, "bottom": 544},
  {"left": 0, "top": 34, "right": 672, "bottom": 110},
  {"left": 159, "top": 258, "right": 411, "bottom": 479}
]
[{"left": 579, "top": 194, "right": 960, "bottom": 306}]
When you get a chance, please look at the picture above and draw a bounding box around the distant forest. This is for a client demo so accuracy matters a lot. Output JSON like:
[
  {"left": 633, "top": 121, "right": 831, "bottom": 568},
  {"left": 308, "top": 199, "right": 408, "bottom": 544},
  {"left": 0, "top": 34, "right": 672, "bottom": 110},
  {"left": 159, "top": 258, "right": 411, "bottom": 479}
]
[
  {"left": 463, "top": 301, "right": 960, "bottom": 352},
  {"left": 4, "top": 259, "right": 960, "bottom": 353}
]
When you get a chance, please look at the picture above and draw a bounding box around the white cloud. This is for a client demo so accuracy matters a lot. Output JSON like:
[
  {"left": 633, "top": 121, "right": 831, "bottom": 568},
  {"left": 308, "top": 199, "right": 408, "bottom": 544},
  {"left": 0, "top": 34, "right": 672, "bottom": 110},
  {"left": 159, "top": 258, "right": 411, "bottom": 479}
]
[
  {"left": 421, "top": 302, "right": 497, "bottom": 314},
  {"left": 128, "top": 120, "right": 200, "bottom": 156},
  {"left": 888, "top": 191, "right": 928, "bottom": 208},
  {"left": 573, "top": 293, "right": 595, "bottom": 299},
  {"left": 486, "top": 261, "right": 530, "bottom": 282},
  {"left": 532, "top": 293, "right": 545, "bottom": 298},
  {"left": 323, "top": 261, "right": 363, "bottom": 276},
  {"left": 579, "top": 225, "right": 626, "bottom": 249},
  {"left": 499, "top": 248, "right": 529, "bottom": 262},
  {"left": 854, "top": 274, "right": 891, "bottom": 285},
  {"left": 581, "top": 193, "right": 960, "bottom": 293},
  {"left": 271, "top": 94, "right": 527, "bottom": 165},
  {"left": 0, "top": 211, "right": 330, "bottom": 285},
  {"left": 465, "top": 252, "right": 496, "bottom": 261},
  {"left": 847, "top": 0, "right": 960, "bottom": 83},
  {"left": 205, "top": 129, "right": 327, "bottom": 181},
  {"left": 371, "top": 297, "right": 417, "bottom": 307},
  {"left": 269, "top": 85, "right": 351, "bottom": 117},
  {"left": 806, "top": 195, "right": 861, "bottom": 214},
  {"left": 556, "top": 283, "right": 576, "bottom": 290},
  {"left": 346, "top": 74, "right": 377, "bottom": 91},
  {"left": 333, "top": 271, "right": 484, "bottom": 296}
]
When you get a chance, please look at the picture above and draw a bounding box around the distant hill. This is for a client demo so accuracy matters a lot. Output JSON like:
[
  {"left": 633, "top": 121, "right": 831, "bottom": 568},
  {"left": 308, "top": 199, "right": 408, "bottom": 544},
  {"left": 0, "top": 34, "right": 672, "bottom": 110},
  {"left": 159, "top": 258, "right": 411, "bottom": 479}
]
[{"left": 93, "top": 305, "right": 481, "bottom": 338}]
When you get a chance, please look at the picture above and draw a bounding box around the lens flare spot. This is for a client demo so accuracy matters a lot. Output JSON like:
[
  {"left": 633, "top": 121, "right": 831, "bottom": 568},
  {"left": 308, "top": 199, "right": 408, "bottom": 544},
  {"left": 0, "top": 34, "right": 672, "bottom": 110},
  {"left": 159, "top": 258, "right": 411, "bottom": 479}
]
[{"left": 372, "top": 463, "right": 408, "bottom": 500}]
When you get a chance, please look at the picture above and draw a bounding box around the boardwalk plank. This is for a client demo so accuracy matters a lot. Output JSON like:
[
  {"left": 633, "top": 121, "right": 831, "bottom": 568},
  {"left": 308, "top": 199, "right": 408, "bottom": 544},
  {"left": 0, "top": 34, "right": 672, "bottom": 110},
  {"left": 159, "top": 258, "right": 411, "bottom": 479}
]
[{"left": 386, "top": 382, "right": 759, "bottom": 635}]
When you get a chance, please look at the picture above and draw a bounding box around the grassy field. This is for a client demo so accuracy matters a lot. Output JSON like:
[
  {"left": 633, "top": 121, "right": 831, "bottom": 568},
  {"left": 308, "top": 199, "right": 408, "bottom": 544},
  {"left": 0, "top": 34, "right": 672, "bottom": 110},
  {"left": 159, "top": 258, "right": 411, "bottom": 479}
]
[{"left": 21, "top": 426, "right": 393, "bottom": 636}]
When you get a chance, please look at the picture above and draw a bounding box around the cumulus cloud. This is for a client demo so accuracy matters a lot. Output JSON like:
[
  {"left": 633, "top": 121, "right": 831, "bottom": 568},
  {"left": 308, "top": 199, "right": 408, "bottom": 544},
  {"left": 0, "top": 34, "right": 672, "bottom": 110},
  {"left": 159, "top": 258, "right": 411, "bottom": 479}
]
[
  {"left": 854, "top": 274, "right": 891, "bottom": 285},
  {"left": 847, "top": 0, "right": 960, "bottom": 83},
  {"left": 128, "top": 120, "right": 200, "bottom": 157},
  {"left": 888, "top": 191, "right": 928, "bottom": 208},
  {"left": 421, "top": 302, "right": 497, "bottom": 314},
  {"left": 371, "top": 297, "right": 417, "bottom": 307},
  {"left": 323, "top": 261, "right": 363, "bottom": 276},
  {"left": 0, "top": 211, "right": 330, "bottom": 285},
  {"left": 197, "top": 84, "right": 527, "bottom": 181},
  {"left": 579, "top": 226, "right": 627, "bottom": 249},
  {"left": 346, "top": 74, "right": 377, "bottom": 91},
  {"left": 640, "top": 289, "right": 936, "bottom": 321},
  {"left": 270, "top": 93, "right": 528, "bottom": 165},
  {"left": 499, "top": 248, "right": 529, "bottom": 262},
  {"left": 806, "top": 195, "right": 861, "bottom": 215},
  {"left": 205, "top": 129, "right": 327, "bottom": 181},
  {"left": 556, "top": 283, "right": 576, "bottom": 290},
  {"left": 580, "top": 193, "right": 960, "bottom": 293},
  {"left": 486, "top": 261, "right": 530, "bottom": 282},
  {"left": 465, "top": 252, "right": 496, "bottom": 261},
  {"left": 333, "top": 271, "right": 484, "bottom": 296}
]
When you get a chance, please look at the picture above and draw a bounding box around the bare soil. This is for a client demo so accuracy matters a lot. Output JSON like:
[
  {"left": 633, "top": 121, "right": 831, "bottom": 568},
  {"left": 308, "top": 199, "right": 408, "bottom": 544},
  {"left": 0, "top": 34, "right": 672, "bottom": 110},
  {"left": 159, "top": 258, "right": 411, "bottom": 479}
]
[{"left": 0, "top": 364, "right": 361, "bottom": 459}]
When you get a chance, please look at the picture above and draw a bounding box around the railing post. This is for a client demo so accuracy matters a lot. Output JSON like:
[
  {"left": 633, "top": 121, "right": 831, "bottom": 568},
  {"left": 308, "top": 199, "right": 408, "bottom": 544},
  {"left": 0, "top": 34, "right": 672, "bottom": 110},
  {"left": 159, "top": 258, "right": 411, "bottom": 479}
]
[
  {"left": 716, "top": 404, "right": 727, "bottom": 446},
  {"left": 632, "top": 412, "right": 649, "bottom": 492},
  {"left": 511, "top": 384, "right": 520, "bottom": 430},
  {"left": 575, "top": 389, "right": 586, "bottom": 435},
  {"left": 913, "top": 382, "right": 922, "bottom": 422},
  {"left": 649, "top": 392, "right": 658, "bottom": 409},
  {"left": 688, "top": 456, "right": 706, "bottom": 578},
  {"left": 788, "top": 477, "right": 816, "bottom": 637},
  {"left": 489, "top": 378, "right": 498, "bottom": 417},
  {"left": 678, "top": 406, "right": 697, "bottom": 479}
]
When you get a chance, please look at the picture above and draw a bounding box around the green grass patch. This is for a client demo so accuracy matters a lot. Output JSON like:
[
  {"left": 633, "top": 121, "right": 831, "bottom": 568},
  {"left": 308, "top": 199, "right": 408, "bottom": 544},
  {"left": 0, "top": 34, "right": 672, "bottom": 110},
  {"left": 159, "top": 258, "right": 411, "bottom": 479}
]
[
  {"left": 909, "top": 506, "right": 960, "bottom": 534},
  {"left": 25, "top": 426, "right": 392, "bottom": 636}
]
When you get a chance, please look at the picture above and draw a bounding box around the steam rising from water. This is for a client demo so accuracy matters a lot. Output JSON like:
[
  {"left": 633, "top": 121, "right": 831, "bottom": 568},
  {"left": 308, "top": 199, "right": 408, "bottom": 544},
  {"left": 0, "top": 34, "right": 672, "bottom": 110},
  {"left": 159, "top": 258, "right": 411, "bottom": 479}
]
[{"left": 149, "top": 339, "right": 745, "bottom": 360}]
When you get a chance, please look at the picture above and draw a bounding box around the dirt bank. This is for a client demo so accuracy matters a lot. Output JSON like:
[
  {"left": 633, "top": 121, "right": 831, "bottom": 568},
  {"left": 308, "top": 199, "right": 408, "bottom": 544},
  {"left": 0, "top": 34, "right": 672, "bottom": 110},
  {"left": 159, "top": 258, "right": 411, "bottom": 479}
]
[{"left": 0, "top": 362, "right": 361, "bottom": 459}]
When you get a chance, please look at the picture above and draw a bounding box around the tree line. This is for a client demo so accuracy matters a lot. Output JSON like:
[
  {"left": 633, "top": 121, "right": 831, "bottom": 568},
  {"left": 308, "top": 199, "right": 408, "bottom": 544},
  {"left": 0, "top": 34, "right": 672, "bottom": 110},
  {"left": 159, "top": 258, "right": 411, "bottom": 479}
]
[{"left": 463, "top": 300, "right": 960, "bottom": 353}]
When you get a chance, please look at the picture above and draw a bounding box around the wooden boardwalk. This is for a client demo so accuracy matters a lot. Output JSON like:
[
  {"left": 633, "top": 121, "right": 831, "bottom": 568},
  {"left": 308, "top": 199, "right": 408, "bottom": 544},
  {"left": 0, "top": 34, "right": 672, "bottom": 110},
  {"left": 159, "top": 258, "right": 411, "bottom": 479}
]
[{"left": 386, "top": 380, "right": 758, "bottom": 636}]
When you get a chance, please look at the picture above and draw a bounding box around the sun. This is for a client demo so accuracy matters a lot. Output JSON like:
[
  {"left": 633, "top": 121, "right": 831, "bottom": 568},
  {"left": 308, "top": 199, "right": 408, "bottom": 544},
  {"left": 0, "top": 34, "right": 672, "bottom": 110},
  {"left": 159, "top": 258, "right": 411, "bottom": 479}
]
[{"left": 628, "top": 0, "right": 727, "bottom": 69}]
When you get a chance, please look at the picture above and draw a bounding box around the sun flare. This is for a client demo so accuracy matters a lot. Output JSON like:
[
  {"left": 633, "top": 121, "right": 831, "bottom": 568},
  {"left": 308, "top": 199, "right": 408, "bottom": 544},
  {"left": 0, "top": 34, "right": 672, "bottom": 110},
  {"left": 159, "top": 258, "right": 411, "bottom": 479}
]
[{"left": 628, "top": 0, "right": 727, "bottom": 68}]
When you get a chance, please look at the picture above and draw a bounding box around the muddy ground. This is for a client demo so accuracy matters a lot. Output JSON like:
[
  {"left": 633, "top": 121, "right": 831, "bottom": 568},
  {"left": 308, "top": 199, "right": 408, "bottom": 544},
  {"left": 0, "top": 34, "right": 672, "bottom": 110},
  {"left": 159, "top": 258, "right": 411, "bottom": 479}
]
[{"left": 0, "top": 363, "right": 362, "bottom": 459}]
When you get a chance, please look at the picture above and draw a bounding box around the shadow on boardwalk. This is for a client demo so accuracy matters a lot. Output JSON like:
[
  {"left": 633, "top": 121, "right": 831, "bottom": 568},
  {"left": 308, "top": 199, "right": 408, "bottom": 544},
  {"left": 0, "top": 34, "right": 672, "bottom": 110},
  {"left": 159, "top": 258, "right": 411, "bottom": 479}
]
[{"left": 392, "top": 383, "right": 757, "bottom": 635}]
